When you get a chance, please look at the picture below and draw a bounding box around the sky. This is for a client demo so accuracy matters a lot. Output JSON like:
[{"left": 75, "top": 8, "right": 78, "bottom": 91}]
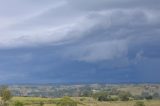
[{"left": 0, "top": 0, "right": 160, "bottom": 84}]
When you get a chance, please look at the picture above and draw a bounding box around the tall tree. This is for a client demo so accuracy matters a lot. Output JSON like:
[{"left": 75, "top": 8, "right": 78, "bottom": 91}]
[{"left": 0, "top": 85, "right": 12, "bottom": 102}]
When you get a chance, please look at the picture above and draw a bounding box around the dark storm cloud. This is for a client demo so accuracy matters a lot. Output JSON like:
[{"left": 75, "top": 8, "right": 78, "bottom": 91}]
[
  {"left": 0, "top": 0, "right": 159, "bottom": 83},
  {"left": 68, "top": 0, "right": 160, "bottom": 10}
]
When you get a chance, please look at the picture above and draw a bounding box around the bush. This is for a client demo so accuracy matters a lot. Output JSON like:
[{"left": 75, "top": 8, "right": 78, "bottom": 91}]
[
  {"left": 118, "top": 91, "right": 131, "bottom": 101},
  {"left": 80, "top": 98, "right": 86, "bottom": 101},
  {"left": 81, "top": 90, "right": 92, "bottom": 97},
  {"left": 92, "top": 92, "right": 109, "bottom": 101},
  {"left": 13, "top": 101, "right": 24, "bottom": 106},
  {"left": 107, "top": 96, "right": 119, "bottom": 101},
  {"left": 145, "top": 95, "right": 152, "bottom": 100},
  {"left": 134, "top": 95, "right": 144, "bottom": 100},
  {"left": 0, "top": 86, "right": 12, "bottom": 102},
  {"left": 141, "top": 92, "right": 152, "bottom": 100},
  {"left": 134, "top": 101, "right": 145, "bottom": 106},
  {"left": 40, "top": 102, "right": 44, "bottom": 106},
  {"left": 1, "top": 102, "right": 9, "bottom": 106},
  {"left": 152, "top": 92, "right": 160, "bottom": 99},
  {"left": 56, "top": 96, "right": 77, "bottom": 106}
]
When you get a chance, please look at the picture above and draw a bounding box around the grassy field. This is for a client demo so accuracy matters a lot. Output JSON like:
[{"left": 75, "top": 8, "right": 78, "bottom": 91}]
[
  {"left": 7, "top": 97, "right": 160, "bottom": 106},
  {"left": 78, "top": 100, "right": 160, "bottom": 106},
  {"left": 11, "top": 97, "right": 60, "bottom": 104}
]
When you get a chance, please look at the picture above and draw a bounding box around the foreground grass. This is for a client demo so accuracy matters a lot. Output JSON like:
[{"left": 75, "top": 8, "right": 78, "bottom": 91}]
[
  {"left": 8, "top": 97, "right": 160, "bottom": 106},
  {"left": 11, "top": 97, "right": 60, "bottom": 104},
  {"left": 79, "top": 100, "right": 160, "bottom": 106}
]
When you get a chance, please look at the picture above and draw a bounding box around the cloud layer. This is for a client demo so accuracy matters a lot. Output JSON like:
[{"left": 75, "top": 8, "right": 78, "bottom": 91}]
[{"left": 0, "top": 0, "right": 160, "bottom": 83}]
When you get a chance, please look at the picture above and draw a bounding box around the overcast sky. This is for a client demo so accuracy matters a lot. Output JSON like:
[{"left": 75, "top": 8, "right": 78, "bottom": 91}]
[{"left": 0, "top": 0, "right": 160, "bottom": 84}]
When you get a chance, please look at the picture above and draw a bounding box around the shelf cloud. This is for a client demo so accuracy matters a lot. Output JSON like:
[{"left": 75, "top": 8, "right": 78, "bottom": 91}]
[{"left": 0, "top": 0, "right": 160, "bottom": 83}]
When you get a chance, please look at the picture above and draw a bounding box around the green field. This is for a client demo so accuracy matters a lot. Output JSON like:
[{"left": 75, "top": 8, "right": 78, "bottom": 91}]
[{"left": 6, "top": 97, "right": 160, "bottom": 106}]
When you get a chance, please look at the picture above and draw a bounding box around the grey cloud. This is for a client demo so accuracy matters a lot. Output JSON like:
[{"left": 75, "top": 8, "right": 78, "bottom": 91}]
[
  {"left": 0, "top": 0, "right": 160, "bottom": 83},
  {"left": 0, "top": 0, "right": 159, "bottom": 63},
  {"left": 68, "top": 0, "right": 160, "bottom": 10},
  {"left": 65, "top": 40, "right": 128, "bottom": 62},
  {"left": 60, "top": 8, "right": 160, "bottom": 62},
  {"left": 21, "top": 9, "right": 160, "bottom": 62}
]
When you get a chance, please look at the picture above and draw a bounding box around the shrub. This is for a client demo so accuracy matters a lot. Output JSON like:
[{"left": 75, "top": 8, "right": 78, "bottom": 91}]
[
  {"left": 13, "top": 101, "right": 24, "bottom": 106},
  {"left": 141, "top": 92, "right": 152, "bottom": 100},
  {"left": 118, "top": 91, "right": 131, "bottom": 101},
  {"left": 134, "top": 101, "right": 145, "bottom": 106},
  {"left": 0, "top": 86, "right": 12, "bottom": 102},
  {"left": 56, "top": 96, "right": 77, "bottom": 106},
  {"left": 80, "top": 98, "right": 86, "bottom": 101},
  {"left": 107, "top": 96, "right": 119, "bottom": 101},
  {"left": 152, "top": 92, "right": 160, "bottom": 99},
  {"left": 40, "top": 102, "right": 44, "bottom": 106},
  {"left": 134, "top": 95, "right": 144, "bottom": 100},
  {"left": 92, "top": 92, "right": 109, "bottom": 101}
]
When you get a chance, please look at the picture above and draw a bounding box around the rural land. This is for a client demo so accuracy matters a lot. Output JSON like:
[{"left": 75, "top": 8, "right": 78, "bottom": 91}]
[{"left": 0, "top": 84, "right": 160, "bottom": 106}]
